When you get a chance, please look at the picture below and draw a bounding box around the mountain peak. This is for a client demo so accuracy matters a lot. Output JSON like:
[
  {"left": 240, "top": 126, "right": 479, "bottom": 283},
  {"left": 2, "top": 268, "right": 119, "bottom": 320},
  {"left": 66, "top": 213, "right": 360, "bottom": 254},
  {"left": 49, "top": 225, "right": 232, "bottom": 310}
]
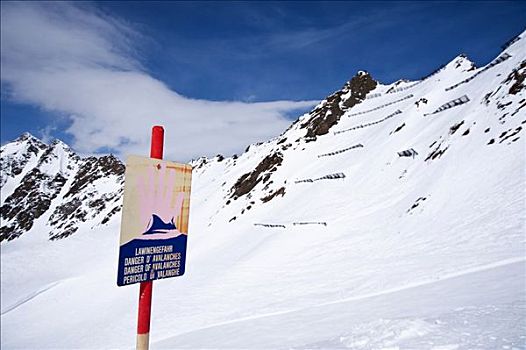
[
  {"left": 1, "top": 132, "right": 47, "bottom": 160},
  {"left": 343, "top": 70, "right": 378, "bottom": 96},
  {"left": 50, "top": 138, "right": 71, "bottom": 150},
  {"left": 444, "top": 54, "right": 476, "bottom": 72},
  {"left": 14, "top": 132, "right": 45, "bottom": 145}
]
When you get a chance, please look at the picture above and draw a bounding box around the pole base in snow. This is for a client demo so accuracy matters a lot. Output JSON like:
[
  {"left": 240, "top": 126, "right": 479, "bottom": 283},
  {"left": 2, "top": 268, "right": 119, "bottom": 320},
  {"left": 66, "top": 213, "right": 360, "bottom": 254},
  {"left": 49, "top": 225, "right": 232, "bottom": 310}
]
[{"left": 137, "top": 333, "right": 149, "bottom": 350}]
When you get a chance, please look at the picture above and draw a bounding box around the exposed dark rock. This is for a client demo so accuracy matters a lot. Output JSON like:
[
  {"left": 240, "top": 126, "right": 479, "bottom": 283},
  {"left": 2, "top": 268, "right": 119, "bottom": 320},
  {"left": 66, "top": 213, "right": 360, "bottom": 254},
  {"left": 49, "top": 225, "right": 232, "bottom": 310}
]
[
  {"left": 497, "top": 101, "right": 513, "bottom": 110},
  {"left": 261, "top": 187, "right": 286, "bottom": 203},
  {"left": 499, "top": 126, "right": 522, "bottom": 143},
  {"left": 49, "top": 199, "right": 83, "bottom": 227},
  {"left": 1, "top": 169, "right": 66, "bottom": 241},
  {"left": 483, "top": 92, "right": 492, "bottom": 105},
  {"left": 231, "top": 152, "right": 283, "bottom": 199},
  {"left": 507, "top": 61, "right": 526, "bottom": 95},
  {"left": 65, "top": 155, "right": 124, "bottom": 198},
  {"left": 390, "top": 123, "right": 406, "bottom": 135},
  {"left": 425, "top": 143, "right": 449, "bottom": 161},
  {"left": 511, "top": 101, "right": 526, "bottom": 117},
  {"left": 49, "top": 190, "right": 122, "bottom": 240},
  {"left": 50, "top": 227, "right": 79, "bottom": 241},
  {"left": 449, "top": 120, "right": 465, "bottom": 135},
  {"left": 407, "top": 197, "right": 427, "bottom": 213},
  {"left": 280, "top": 143, "right": 292, "bottom": 151},
  {"left": 300, "top": 72, "right": 377, "bottom": 142},
  {"left": 101, "top": 205, "right": 121, "bottom": 226},
  {"left": 262, "top": 173, "right": 271, "bottom": 183},
  {"left": 262, "top": 180, "right": 274, "bottom": 191},
  {"left": 193, "top": 157, "right": 208, "bottom": 170}
]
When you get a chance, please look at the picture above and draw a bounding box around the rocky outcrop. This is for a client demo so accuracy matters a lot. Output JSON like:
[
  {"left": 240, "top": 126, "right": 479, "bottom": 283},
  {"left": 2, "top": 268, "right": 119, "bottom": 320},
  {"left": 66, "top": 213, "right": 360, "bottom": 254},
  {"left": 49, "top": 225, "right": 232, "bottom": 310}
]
[
  {"left": 0, "top": 135, "right": 124, "bottom": 241},
  {"left": 0, "top": 169, "right": 66, "bottom": 241},
  {"left": 231, "top": 152, "right": 283, "bottom": 199},
  {"left": 48, "top": 155, "right": 124, "bottom": 240},
  {"left": 300, "top": 71, "right": 377, "bottom": 142},
  {"left": 507, "top": 60, "right": 526, "bottom": 95}
]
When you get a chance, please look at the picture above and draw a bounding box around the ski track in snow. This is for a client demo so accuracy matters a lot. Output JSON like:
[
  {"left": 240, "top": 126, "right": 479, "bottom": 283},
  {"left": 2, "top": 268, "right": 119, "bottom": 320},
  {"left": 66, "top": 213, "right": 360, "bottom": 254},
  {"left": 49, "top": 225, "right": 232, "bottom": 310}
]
[
  {"left": 154, "top": 257, "right": 525, "bottom": 341},
  {"left": 0, "top": 280, "right": 62, "bottom": 316},
  {"left": 154, "top": 259, "right": 525, "bottom": 349}
]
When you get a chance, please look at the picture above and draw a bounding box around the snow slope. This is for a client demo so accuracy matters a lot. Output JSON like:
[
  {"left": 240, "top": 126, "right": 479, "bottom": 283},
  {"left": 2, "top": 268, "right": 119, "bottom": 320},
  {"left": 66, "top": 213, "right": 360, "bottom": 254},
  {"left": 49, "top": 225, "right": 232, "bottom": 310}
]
[{"left": 1, "top": 31, "right": 525, "bottom": 349}]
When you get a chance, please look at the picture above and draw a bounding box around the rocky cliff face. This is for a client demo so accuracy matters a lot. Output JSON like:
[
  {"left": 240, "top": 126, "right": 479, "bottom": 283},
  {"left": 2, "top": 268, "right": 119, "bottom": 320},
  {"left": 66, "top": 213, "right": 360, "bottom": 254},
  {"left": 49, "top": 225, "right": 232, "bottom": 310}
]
[
  {"left": 301, "top": 71, "right": 378, "bottom": 141},
  {"left": 0, "top": 134, "right": 124, "bottom": 241}
]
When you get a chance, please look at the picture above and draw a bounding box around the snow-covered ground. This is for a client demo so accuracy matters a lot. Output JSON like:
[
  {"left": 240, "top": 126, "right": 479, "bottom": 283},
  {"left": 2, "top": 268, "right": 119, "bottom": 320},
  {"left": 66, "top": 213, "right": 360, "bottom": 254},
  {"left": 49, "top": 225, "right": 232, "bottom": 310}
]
[
  {"left": 1, "top": 32, "right": 525, "bottom": 349},
  {"left": 155, "top": 259, "right": 524, "bottom": 349}
]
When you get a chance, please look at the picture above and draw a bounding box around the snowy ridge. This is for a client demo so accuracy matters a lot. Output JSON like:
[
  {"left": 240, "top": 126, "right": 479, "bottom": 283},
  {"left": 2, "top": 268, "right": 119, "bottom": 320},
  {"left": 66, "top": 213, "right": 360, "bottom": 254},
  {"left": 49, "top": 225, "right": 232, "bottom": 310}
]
[
  {"left": 1, "top": 30, "right": 525, "bottom": 349},
  {"left": 0, "top": 133, "right": 48, "bottom": 204},
  {"left": 0, "top": 137, "right": 124, "bottom": 241}
]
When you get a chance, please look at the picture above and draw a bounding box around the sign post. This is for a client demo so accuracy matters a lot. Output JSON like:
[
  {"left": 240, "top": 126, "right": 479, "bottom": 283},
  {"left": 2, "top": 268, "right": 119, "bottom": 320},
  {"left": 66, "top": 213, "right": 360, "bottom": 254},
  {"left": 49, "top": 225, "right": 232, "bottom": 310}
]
[
  {"left": 137, "top": 126, "right": 163, "bottom": 350},
  {"left": 117, "top": 125, "right": 192, "bottom": 350}
]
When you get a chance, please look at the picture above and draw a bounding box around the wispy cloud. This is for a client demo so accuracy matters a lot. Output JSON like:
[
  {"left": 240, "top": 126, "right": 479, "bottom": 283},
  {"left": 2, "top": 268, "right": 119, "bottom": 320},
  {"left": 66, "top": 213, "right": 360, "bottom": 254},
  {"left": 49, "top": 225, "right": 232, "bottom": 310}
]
[
  {"left": 38, "top": 124, "right": 57, "bottom": 144},
  {"left": 0, "top": 2, "right": 317, "bottom": 160}
]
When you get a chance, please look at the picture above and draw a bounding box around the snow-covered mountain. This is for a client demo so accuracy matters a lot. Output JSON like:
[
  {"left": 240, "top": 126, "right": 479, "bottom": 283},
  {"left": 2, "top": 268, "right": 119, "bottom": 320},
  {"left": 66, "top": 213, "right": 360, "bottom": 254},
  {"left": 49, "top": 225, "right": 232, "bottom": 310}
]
[
  {"left": 1, "top": 31, "right": 525, "bottom": 349},
  {"left": 1, "top": 133, "right": 124, "bottom": 241}
]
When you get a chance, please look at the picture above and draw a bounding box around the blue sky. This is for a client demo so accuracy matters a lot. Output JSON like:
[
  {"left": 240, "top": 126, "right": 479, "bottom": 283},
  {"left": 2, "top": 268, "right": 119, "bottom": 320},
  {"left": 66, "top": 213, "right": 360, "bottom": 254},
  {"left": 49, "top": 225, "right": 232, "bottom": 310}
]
[
  {"left": 1, "top": 1, "right": 525, "bottom": 160},
  {"left": 100, "top": 1, "right": 526, "bottom": 100}
]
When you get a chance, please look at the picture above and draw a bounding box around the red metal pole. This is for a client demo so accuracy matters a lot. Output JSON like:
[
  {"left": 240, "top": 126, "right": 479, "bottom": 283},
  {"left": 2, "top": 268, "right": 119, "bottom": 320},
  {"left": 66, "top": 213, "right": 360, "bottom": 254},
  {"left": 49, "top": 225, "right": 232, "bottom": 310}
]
[
  {"left": 137, "top": 125, "right": 164, "bottom": 350},
  {"left": 150, "top": 126, "right": 164, "bottom": 159}
]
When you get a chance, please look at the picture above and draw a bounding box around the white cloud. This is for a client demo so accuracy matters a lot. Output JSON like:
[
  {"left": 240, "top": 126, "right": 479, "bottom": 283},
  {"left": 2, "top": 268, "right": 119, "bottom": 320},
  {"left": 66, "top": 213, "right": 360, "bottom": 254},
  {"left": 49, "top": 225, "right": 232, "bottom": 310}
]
[
  {"left": 38, "top": 124, "right": 57, "bottom": 145},
  {"left": 0, "top": 2, "right": 317, "bottom": 161}
]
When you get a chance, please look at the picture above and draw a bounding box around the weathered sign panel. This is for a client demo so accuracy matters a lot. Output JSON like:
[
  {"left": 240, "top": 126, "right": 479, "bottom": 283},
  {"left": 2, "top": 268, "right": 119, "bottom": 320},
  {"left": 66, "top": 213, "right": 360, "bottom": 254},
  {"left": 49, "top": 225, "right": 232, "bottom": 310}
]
[{"left": 117, "top": 155, "right": 192, "bottom": 286}]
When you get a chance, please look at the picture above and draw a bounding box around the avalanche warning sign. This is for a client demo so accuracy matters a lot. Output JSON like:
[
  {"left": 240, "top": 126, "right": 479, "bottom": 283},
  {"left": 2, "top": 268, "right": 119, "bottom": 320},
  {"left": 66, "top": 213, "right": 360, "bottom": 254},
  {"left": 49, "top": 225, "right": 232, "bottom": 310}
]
[{"left": 117, "top": 155, "right": 192, "bottom": 286}]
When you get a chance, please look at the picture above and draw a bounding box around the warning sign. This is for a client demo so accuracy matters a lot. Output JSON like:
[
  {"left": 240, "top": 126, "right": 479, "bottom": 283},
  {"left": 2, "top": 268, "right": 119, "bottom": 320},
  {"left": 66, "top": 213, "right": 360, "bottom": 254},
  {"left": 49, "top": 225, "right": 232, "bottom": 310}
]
[{"left": 117, "top": 155, "right": 192, "bottom": 286}]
